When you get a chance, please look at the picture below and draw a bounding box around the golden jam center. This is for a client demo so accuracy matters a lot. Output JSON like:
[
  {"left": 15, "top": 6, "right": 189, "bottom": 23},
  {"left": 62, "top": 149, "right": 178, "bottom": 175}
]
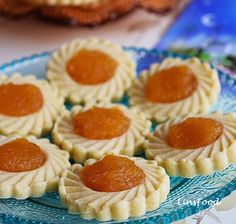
[
  {"left": 167, "top": 117, "right": 223, "bottom": 149},
  {"left": 80, "top": 155, "right": 145, "bottom": 192},
  {"left": 73, "top": 107, "right": 130, "bottom": 140},
  {"left": 0, "top": 138, "right": 46, "bottom": 172},
  {"left": 66, "top": 49, "right": 118, "bottom": 85},
  {"left": 145, "top": 65, "right": 198, "bottom": 103},
  {"left": 0, "top": 83, "right": 44, "bottom": 117}
]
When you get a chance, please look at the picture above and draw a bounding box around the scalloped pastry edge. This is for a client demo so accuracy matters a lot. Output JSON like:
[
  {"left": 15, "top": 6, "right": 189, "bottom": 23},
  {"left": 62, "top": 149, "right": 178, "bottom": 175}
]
[
  {"left": 128, "top": 57, "right": 221, "bottom": 122},
  {"left": 46, "top": 37, "right": 136, "bottom": 104},
  {"left": 59, "top": 156, "right": 170, "bottom": 221},
  {"left": 145, "top": 113, "right": 236, "bottom": 178},
  {"left": 146, "top": 146, "right": 236, "bottom": 178},
  {"left": 0, "top": 73, "right": 64, "bottom": 137},
  {"left": 52, "top": 103, "right": 151, "bottom": 163},
  {"left": 0, "top": 135, "right": 71, "bottom": 199}
]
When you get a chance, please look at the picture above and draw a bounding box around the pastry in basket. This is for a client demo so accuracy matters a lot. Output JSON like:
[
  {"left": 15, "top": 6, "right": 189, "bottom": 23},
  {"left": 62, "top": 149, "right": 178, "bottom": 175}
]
[
  {"left": 139, "top": 0, "right": 177, "bottom": 13},
  {"left": 0, "top": 0, "right": 36, "bottom": 17},
  {"left": 52, "top": 103, "right": 151, "bottom": 163},
  {"left": 0, "top": 0, "right": 177, "bottom": 24},
  {"left": 128, "top": 57, "right": 221, "bottom": 122},
  {"left": 22, "top": 0, "right": 100, "bottom": 6},
  {"left": 59, "top": 155, "right": 169, "bottom": 221},
  {"left": 41, "top": 0, "right": 136, "bottom": 25},
  {"left": 0, "top": 135, "right": 70, "bottom": 199},
  {"left": 41, "top": 0, "right": 113, "bottom": 25},
  {"left": 47, "top": 38, "right": 135, "bottom": 104},
  {"left": 145, "top": 112, "right": 236, "bottom": 178},
  {"left": 0, "top": 73, "right": 64, "bottom": 137}
]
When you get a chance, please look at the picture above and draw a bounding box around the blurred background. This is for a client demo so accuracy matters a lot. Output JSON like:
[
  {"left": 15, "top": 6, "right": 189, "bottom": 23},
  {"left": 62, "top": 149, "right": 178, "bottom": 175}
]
[
  {"left": 1, "top": 0, "right": 236, "bottom": 78},
  {"left": 0, "top": 0, "right": 236, "bottom": 223}
]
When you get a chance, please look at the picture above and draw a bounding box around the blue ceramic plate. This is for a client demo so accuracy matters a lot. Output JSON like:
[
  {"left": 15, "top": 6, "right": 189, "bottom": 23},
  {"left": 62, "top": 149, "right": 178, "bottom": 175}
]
[{"left": 0, "top": 48, "right": 236, "bottom": 224}]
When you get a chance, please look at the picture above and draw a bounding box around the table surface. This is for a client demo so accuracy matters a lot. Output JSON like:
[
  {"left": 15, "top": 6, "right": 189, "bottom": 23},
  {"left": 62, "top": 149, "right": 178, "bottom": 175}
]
[
  {"left": 0, "top": 1, "right": 236, "bottom": 223},
  {"left": 0, "top": 8, "right": 176, "bottom": 64}
]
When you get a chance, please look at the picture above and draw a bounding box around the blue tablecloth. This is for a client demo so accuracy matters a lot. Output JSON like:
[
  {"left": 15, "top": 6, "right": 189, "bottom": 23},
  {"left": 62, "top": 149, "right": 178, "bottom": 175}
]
[{"left": 157, "top": 0, "right": 236, "bottom": 57}]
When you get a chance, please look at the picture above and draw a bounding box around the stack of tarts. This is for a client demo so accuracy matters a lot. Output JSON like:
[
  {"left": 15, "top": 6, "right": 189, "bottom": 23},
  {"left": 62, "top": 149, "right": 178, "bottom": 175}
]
[
  {"left": 0, "top": 0, "right": 177, "bottom": 25},
  {"left": 0, "top": 37, "right": 236, "bottom": 222}
]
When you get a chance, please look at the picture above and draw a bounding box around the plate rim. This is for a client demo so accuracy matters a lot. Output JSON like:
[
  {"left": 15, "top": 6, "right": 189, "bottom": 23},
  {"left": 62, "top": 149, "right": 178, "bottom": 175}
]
[{"left": 0, "top": 48, "right": 236, "bottom": 224}]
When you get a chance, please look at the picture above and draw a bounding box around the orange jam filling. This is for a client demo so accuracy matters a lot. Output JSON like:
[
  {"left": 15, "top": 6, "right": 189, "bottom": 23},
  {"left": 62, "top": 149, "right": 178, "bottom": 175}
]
[
  {"left": 73, "top": 107, "right": 130, "bottom": 140},
  {"left": 0, "top": 83, "right": 44, "bottom": 117},
  {"left": 167, "top": 118, "right": 223, "bottom": 149},
  {"left": 0, "top": 138, "right": 46, "bottom": 172},
  {"left": 145, "top": 65, "right": 198, "bottom": 103},
  {"left": 66, "top": 49, "right": 118, "bottom": 85},
  {"left": 80, "top": 155, "right": 145, "bottom": 192}
]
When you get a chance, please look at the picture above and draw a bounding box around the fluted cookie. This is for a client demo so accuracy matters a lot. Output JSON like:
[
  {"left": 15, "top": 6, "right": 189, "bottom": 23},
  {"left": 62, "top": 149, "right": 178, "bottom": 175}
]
[
  {"left": 0, "top": 73, "right": 64, "bottom": 137},
  {"left": 52, "top": 103, "right": 151, "bottom": 163},
  {"left": 47, "top": 37, "right": 135, "bottom": 104},
  {"left": 145, "top": 113, "right": 236, "bottom": 178},
  {"left": 129, "top": 57, "right": 220, "bottom": 122},
  {"left": 59, "top": 155, "right": 169, "bottom": 221},
  {"left": 41, "top": 0, "right": 136, "bottom": 25},
  {"left": 0, "top": 135, "right": 70, "bottom": 199}
]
